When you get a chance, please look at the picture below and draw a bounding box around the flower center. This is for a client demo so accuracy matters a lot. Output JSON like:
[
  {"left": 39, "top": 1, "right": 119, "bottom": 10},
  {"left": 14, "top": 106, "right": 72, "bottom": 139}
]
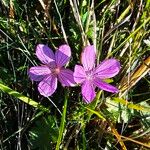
[
  {"left": 86, "top": 71, "right": 93, "bottom": 81},
  {"left": 52, "top": 67, "right": 60, "bottom": 75}
]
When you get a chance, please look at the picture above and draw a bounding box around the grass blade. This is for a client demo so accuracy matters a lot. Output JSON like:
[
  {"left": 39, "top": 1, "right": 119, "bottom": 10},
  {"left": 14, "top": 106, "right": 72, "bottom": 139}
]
[
  {"left": 55, "top": 92, "right": 68, "bottom": 150},
  {"left": 0, "top": 83, "right": 49, "bottom": 112},
  {"left": 112, "top": 97, "right": 150, "bottom": 112}
]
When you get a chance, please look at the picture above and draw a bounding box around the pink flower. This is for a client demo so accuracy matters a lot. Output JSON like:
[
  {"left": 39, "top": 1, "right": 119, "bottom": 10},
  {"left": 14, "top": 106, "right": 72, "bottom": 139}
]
[
  {"left": 29, "top": 44, "right": 75, "bottom": 97},
  {"left": 73, "top": 45, "right": 121, "bottom": 103}
]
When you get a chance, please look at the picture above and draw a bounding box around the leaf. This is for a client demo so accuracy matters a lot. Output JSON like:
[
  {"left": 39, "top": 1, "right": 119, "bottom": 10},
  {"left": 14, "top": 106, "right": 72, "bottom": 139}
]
[
  {"left": 29, "top": 115, "right": 59, "bottom": 150},
  {"left": 0, "top": 82, "right": 49, "bottom": 112},
  {"left": 112, "top": 97, "right": 150, "bottom": 112},
  {"left": 85, "top": 107, "right": 106, "bottom": 121},
  {"left": 104, "top": 78, "right": 114, "bottom": 83},
  {"left": 55, "top": 92, "right": 68, "bottom": 150},
  {"left": 106, "top": 97, "right": 135, "bottom": 123}
]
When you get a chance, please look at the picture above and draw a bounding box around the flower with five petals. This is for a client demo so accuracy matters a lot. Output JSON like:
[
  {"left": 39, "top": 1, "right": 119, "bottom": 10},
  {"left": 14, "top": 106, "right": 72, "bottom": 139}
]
[
  {"left": 29, "top": 44, "right": 75, "bottom": 97},
  {"left": 73, "top": 45, "right": 121, "bottom": 103}
]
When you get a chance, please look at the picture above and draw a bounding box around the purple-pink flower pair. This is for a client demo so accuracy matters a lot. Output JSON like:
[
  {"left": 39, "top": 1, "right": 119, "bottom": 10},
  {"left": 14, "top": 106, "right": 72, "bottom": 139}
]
[{"left": 29, "top": 44, "right": 120, "bottom": 103}]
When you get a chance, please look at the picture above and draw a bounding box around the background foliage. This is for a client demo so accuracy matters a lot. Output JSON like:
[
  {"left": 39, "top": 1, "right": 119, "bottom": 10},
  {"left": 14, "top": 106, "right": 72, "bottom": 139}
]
[{"left": 0, "top": 0, "right": 150, "bottom": 149}]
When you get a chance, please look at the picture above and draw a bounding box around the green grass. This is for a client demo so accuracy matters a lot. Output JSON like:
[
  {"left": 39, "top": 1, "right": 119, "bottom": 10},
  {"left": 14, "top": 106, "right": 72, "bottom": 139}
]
[{"left": 0, "top": 0, "right": 150, "bottom": 149}]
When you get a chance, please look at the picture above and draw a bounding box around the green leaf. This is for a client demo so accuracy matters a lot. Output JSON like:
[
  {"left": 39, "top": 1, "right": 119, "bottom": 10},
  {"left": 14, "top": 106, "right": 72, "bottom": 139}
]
[
  {"left": 112, "top": 97, "right": 150, "bottom": 112},
  {"left": 55, "top": 92, "right": 68, "bottom": 150},
  {"left": 29, "top": 115, "right": 59, "bottom": 150},
  {"left": 0, "top": 82, "right": 49, "bottom": 112},
  {"left": 85, "top": 107, "right": 106, "bottom": 121}
]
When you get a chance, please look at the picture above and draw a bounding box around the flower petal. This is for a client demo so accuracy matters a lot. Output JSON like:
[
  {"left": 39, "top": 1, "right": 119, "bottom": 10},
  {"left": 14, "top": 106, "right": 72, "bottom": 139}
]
[
  {"left": 38, "top": 75, "right": 57, "bottom": 97},
  {"left": 94, "top": 59, "right": 120, "bottom": 79},
  {"left": 55, "top": 44, "right": 71, "bottom": 67},
  {"left": 81, "top": 45, "right": 96, "bottom": 71},
  {"left": 29, "top": 66, "right": 51, "bottom": 81},
  {"left": 73, "top": 65, "right": 86, "bottom": 84},
  {"left": 93, "top": 78, "right": 119, "bottom": 93},
  {"left": 81, "top": 81, "right": 96, "bottom": 103},
  {"left": 58, "top": 69, "right": 75, "bottom": 86},
  {"left": 36, "top": 44, "right": 55, "bottom": 65}
]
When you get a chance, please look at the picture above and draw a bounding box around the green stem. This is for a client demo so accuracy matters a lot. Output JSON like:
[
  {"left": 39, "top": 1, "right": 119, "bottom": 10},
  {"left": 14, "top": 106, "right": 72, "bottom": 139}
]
[
  {"left": 55, "top": 91, "right": 68, "bottom": 150},
  {"left": 87, "top": 91, "right": 102, "bottom": 121},
  {"left": 82, "top": 124, "right": 86, "bottom": 150}
]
